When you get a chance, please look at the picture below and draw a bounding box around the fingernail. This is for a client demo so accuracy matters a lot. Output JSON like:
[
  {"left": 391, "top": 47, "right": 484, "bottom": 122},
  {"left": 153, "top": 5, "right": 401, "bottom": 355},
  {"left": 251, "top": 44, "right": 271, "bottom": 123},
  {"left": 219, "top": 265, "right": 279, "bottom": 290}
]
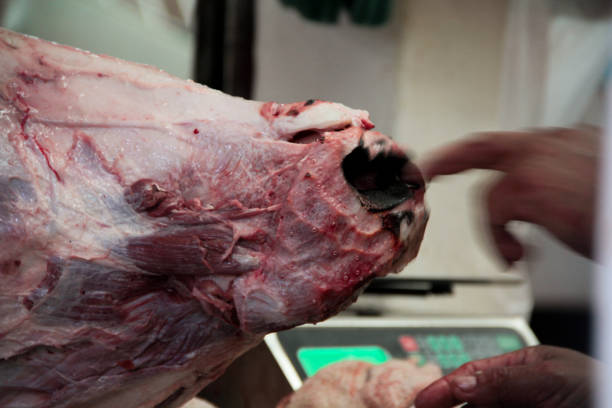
[{"left": 453, "top": 375, "right": 477, "bottom": 392}]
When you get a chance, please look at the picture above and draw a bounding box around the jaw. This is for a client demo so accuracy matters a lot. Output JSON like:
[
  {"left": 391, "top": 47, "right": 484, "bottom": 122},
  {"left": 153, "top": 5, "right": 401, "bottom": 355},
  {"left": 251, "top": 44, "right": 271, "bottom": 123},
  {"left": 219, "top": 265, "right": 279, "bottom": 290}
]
[{"left": 231, "top": 203, "right": 428, "bottom": 335}]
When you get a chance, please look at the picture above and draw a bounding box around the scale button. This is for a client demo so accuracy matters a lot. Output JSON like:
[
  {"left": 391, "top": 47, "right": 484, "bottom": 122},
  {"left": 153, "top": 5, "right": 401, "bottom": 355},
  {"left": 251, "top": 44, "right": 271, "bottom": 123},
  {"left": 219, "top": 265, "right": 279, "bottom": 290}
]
[
  {"left": 438, "top": 354, "right": 455, "bottom": 369},
  {"left": 411, "top": 353, "right": 427, "bottom": 366},
  {"left": 436, "top": 354, "right": 447, "bottom": 368},
  {"left": 449, "top": 352, "right": 470, "bottom": 368},
  {"left": 447, "top": 335, "right": 464, "bottom": 351},
  {"left": 399, "top": 335, "right": 419, "bottom": 352},
  {"left": 426, "top": 335, "right": 440, "bottom": 350},
  {"left": 496, "top": 334, "right": 523, "bottom": 352},
  {"left": 458, "top": 352, "right": 472, "bottom": 366}
]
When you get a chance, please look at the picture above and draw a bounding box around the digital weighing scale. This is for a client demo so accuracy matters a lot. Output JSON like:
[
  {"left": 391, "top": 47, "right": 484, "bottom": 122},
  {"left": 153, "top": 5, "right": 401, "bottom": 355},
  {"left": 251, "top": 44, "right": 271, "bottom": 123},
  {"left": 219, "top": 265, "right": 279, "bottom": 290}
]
[
  {"left": 264, "top": 316, "right": 538, "bottom": 390},
  {"left": 200, "top": 277, "right": 538, "bottom": 407}
]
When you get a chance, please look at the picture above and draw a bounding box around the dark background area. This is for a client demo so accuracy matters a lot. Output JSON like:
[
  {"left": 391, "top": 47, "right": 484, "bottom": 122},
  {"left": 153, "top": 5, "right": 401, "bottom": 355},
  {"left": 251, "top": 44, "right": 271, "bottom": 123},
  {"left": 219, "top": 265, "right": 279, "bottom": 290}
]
[{"left": 530, "top": 306, "right": 593, "bottom": 356}]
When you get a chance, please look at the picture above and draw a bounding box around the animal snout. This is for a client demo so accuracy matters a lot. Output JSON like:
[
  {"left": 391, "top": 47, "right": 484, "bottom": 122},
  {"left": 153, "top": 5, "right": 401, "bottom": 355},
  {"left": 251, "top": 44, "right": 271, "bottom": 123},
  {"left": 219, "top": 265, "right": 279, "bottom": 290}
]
[{"left": 341, "top": 145, "right": 424, "bottom": 212}]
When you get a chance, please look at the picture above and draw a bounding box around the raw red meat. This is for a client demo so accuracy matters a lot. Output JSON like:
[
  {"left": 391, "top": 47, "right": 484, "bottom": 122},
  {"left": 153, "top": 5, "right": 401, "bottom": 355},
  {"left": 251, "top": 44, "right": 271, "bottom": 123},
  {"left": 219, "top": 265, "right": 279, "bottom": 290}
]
[
  {"left": 0, "top": 28, "right": 427, "bottom": 407},
  {"left": 277, "top": 360, "right": 442, "bottom": 408}
]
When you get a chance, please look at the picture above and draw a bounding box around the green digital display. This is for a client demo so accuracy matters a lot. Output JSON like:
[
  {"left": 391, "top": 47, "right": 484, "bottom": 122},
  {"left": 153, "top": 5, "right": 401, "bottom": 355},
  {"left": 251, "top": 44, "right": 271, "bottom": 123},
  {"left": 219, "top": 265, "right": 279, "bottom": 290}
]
[
  {"left": 496, "top": 334, "right": 523, "bottom": 352},
  {"left": 297, "top": 346, "right": 391, "bottom": 377}
]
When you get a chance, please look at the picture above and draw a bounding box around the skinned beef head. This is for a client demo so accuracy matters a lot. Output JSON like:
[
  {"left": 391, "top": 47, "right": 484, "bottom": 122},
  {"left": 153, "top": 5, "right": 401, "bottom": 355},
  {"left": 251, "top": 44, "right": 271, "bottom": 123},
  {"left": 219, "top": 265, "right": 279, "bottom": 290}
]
[
  {"left": 116, "top": 100, "right": 428, "bottom": 334},
  {"left": 0, "top": 27, "right": 426, "bottom": 408}
]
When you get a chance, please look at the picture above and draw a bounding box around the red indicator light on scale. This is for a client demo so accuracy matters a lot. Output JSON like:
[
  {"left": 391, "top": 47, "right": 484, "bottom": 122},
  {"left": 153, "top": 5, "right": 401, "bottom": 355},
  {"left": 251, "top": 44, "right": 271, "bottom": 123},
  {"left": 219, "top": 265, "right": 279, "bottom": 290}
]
[{"left": 399, "top": 335, "right": 419, "bottom": 352}]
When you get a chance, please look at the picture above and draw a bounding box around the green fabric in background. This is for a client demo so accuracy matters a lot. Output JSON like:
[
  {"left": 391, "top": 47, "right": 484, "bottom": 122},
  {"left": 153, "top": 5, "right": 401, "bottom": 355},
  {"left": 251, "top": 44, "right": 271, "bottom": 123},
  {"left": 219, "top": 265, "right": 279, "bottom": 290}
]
[{"left": 280, "top": 0, "right": 393, "bottom": 26}]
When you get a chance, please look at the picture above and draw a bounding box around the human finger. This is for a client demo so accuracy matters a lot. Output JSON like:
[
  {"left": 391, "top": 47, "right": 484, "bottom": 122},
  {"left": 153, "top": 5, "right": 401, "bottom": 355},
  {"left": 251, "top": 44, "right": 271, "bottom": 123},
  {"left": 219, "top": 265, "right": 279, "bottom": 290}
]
[
  {"left": 485, "top": 176, "right": 533, "bottom": 264},
  {"left": 414, "top": 348, "right": 532, "bottom": 408},
  {"left": 446, "top": 365, "right": 566, "bottom": 408},
  {"left": 419, "top": 132, "right": 528, "bottom": 181}
]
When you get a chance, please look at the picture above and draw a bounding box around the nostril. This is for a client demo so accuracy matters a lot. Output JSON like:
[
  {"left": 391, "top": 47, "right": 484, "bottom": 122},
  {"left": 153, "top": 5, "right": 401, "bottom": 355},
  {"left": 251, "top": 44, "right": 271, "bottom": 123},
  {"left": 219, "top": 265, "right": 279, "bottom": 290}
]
[
  {"left": 342, "top": 145, "right": 423, "bottom": 212},
  {"left": 400, "top": 159, "right": 426, "bottom": 190}
]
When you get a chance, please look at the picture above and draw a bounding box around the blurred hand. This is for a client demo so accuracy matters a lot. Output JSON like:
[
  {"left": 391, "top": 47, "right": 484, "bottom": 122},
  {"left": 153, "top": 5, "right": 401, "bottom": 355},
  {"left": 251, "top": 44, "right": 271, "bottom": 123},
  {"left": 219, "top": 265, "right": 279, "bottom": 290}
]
[
  {"left": 414, "top": 345, "right": 597, "bottom": 408},
  {"left": 420, "top": 127, "right": 600, "bottom": 264}
]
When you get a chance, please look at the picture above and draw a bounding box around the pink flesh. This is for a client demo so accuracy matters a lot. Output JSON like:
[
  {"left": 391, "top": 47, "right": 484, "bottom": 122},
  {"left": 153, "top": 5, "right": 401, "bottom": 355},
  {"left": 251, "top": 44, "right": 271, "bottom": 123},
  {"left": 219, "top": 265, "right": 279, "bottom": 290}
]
[
  {"left": 278, "top": 360, "right": 442, "bottom": 408},
  {"left": 0, "top": 28, "right": 427, "bottom": 408}
]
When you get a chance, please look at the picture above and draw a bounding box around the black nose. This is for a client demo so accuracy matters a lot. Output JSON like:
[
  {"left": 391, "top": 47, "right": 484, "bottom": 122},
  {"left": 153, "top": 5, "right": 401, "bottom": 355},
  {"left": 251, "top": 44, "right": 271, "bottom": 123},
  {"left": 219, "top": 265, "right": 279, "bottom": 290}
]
[{"left": 342, "top": 145, "right": 423, "bottom": 212}]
